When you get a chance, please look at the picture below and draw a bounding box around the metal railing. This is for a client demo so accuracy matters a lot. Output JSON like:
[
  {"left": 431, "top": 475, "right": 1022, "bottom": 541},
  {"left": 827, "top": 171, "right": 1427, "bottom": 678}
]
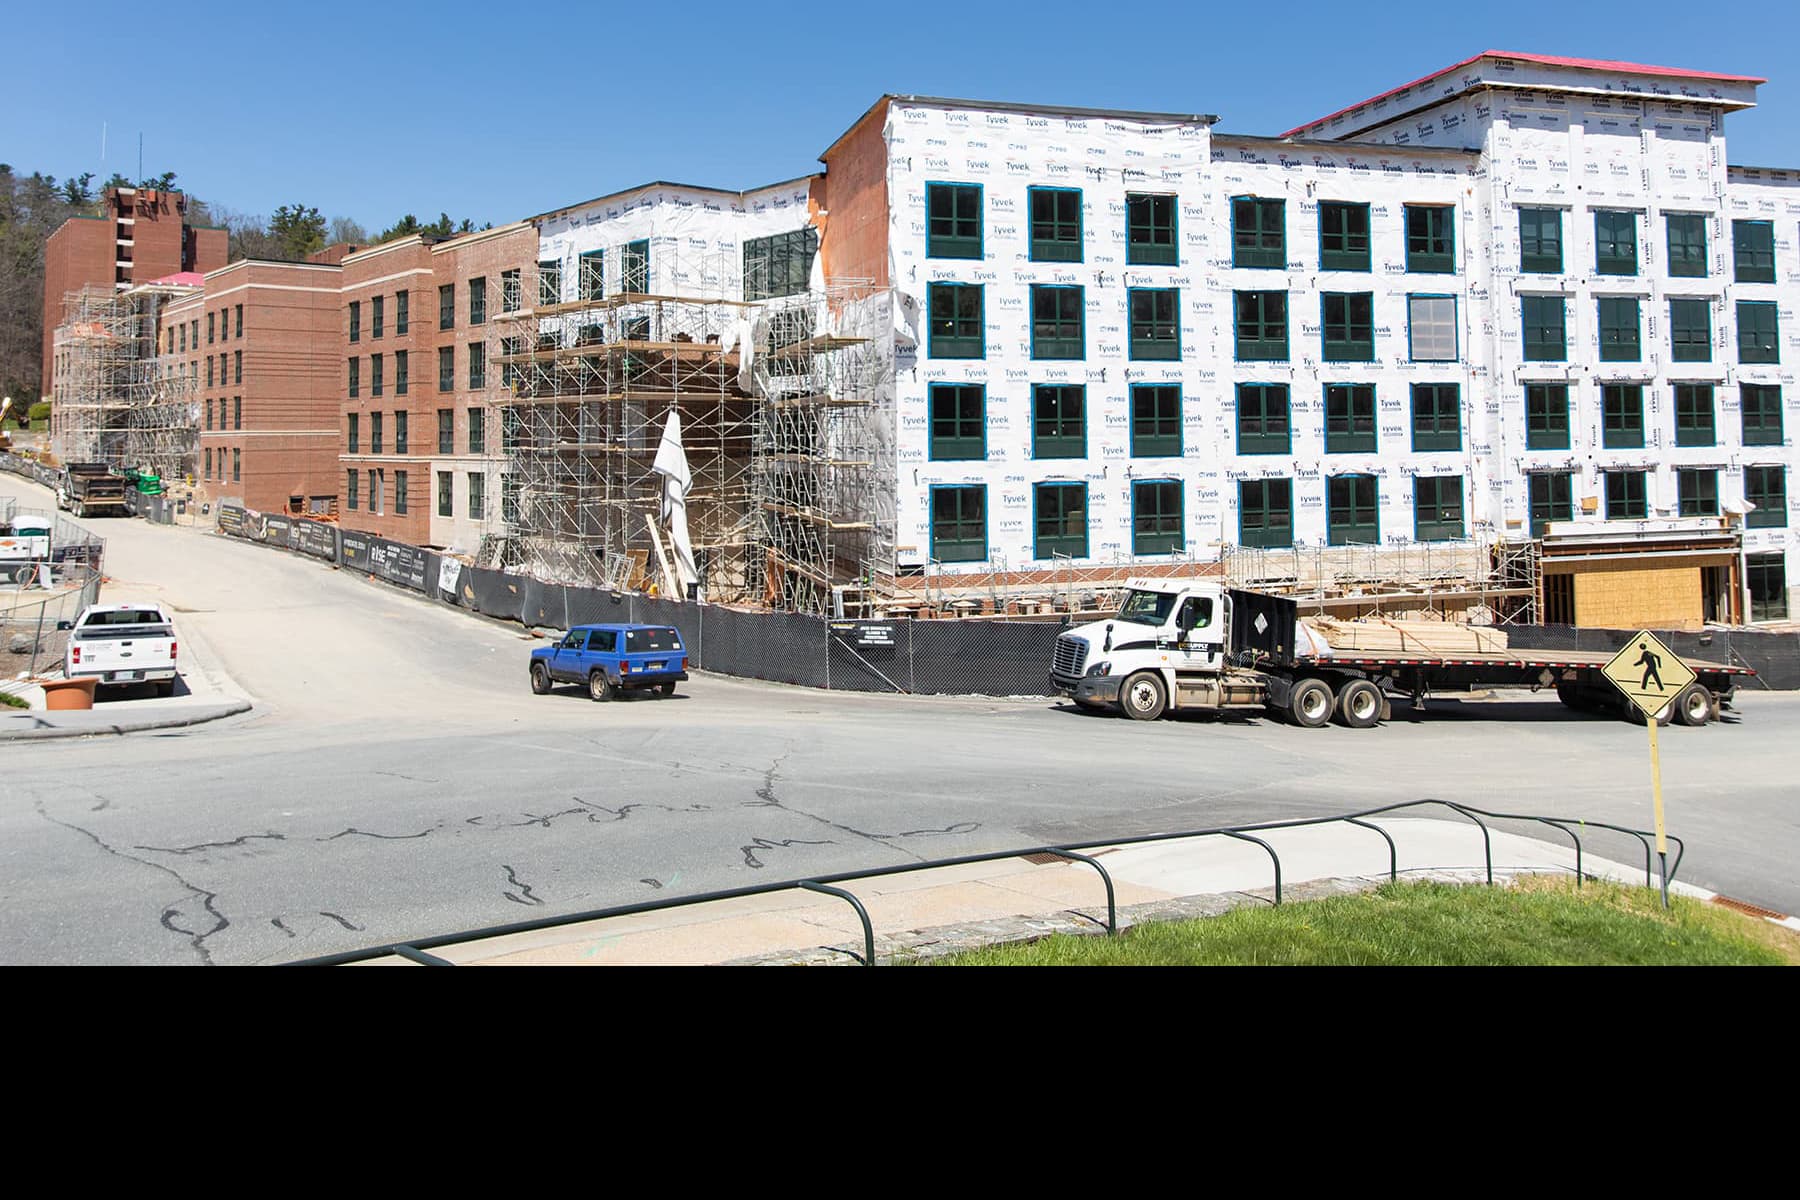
[
  {"left": 285, "top": 799, "right": 1684, "bottom": 967},
  {"left": 0, "top": 565, "right": 104, "bottom": 685}
]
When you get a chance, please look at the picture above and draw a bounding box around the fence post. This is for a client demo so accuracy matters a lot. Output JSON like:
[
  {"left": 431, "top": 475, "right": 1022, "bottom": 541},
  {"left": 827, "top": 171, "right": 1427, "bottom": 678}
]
[{"left": 29, "top": 591, "right": 48, "bottom": 677}]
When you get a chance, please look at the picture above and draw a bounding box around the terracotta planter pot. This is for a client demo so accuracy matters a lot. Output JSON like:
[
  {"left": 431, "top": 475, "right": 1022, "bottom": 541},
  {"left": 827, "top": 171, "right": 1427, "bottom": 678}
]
[{"left": 42, "top": 678, "right": 98, "bottom": 711}]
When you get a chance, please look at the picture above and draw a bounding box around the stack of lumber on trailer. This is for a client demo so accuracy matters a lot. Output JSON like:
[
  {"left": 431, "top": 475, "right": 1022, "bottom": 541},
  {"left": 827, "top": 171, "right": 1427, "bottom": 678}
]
[{"left": 1304, "top": 616, "right": 1510, "bottom": 655}]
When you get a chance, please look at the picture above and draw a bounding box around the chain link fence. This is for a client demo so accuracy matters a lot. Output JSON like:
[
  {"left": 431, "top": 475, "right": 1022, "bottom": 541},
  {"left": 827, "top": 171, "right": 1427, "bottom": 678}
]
[{"left": 1, "top": 565, "right": 104, "bottom": 692}]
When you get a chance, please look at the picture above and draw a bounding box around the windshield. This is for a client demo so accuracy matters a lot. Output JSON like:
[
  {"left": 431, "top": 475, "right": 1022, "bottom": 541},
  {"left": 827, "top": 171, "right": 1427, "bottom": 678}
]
[
  {"left": 1116, "top": 590, "right": 1176, "bottom": 625},
  {"left": 625, "top": 627, "right": 681, "bottom": 653}
]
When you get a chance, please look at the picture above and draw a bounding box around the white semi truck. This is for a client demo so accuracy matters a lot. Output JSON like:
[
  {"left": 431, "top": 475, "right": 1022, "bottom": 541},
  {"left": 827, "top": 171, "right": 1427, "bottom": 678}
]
[{"left": 1050, "top": 578, "right": 1752, "bottom": 728}]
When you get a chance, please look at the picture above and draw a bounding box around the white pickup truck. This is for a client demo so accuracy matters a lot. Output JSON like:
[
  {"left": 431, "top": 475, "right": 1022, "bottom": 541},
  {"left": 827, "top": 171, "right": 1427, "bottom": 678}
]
[
  {"left": 0, "top": 510, "right": 51, "bottom": 584},
  {"left": 63, "top": 603, "right": 180, "bottom": 696}
]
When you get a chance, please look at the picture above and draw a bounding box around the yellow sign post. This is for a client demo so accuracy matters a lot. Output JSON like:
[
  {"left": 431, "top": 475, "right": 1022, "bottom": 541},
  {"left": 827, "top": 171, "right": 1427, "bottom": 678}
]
[{"left": 1600, "top": 632, "right": 1695, "bottom": 907}]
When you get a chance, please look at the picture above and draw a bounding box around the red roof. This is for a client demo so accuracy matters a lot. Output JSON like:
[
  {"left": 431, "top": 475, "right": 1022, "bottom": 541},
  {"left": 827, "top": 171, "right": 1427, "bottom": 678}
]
[
  {"left": 1281, "top": 50, "right": 1765, "bottom": 138},
  {"left": 145, "top": 271, "right": 205, "bottom": 287}
]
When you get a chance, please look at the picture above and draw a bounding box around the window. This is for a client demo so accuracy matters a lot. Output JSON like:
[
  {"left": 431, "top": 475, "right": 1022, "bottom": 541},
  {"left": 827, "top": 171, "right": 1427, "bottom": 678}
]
[
  {"left": 1411, "top": 383, "right": 1460, "bottom": 451},
  {"left": 927, "top": 283, "right": 984, "bottom": 358},
  {"left": 1325, "top": 384, "right": 1376, "bottom": 453},
  {"left": 371, "top": 412, "right": 383, "bottom": 455},
  {"left": 438, "top": 346, "right": 454, "bottom": 391},
  {"left": 930, "top": 485, "right": 986, "bottom": 563},
  {"left": 1131, "top": 385, "right": 1182, "bottom": 457},
  {"left": 1128, "top": 287, "right": 1178, "bottom": 360},
  {"left": 469, "top": 277, "right": 486, "bottom": 325},
  {"left": 1747, "top": 552, "right": 1788, "bottom": 621},
  {"left": 1522, "top": 295, "right": 1567, "bottom": 361},
  {"left": 469, "top": 342, "right": 486, "bottom": 390},
  {"left": 1519, "top": 208, "right": 1563, "bottom": 273},
  {"left": 395, "top": 411, "right": 408, "bottom": 454},
  {"left": 1605, "top": 470, "right": 1648, "bottom": 519},
  {"left": 439, "top": 284, "right": 455, "bottom": 330},
  {"left": 438, "top": 471, "right": 453, "bottom": 517},
  {"left": 1029, "top": 187, "right": 1082, "bottom": 262},
  {"left": 1742, "top": 384, "right": 1783, "bottom": 446},
  {"left": 372, "top": 294, "right": 384, "bottom": 339},
  {"left": 1747, "top": 466, "right": 1787, "bottom": 527},
  {"left": 233, "top": 350, "right": 241, "bottom": 384},
  {"left": 500, "top": 337, "right": 523, "bottom": 389},
  {"left": 1131, "top": 480, "right": 1183, "bottom": 555},
  {"left": 1126, "top": 193, "right": 1176, "bottom": 265},
  {"left": 395, "top": 290, "right": 409, "bottom": 334},
  {"left": 1678, "top": 469, "right": 1718, "bottom": 517},
  {"left": 234, "top": 396, "right": 241, "bottom": 431},
  {"left": 929, "top": 384, "right": 985, "bottom": 460},
  {"left": 1322, "top": 292, "right": 1374, "bottom": 361},
  {"left": 235, "top": 304, "right": 242, "bottom": 337},
  {"left": 206, "top": 358, "right": 214, "bottom": 388},
  {"left": 1596, "top": 211, "right": 1638, "bottom": 276},
  {"left": 743, "top": 228, "right": 819, "bottom": 300},
  {"left": 538, "top": 259, "right": 562, "bottom": 308},
  {"left": 468, "top": 473, "right": 485, "bottom": 521},
  {"left": 207, "top": 312, "right": 215, "bottom": 344},
  {"left": 1318, "top": 201, "right": 1371, "bottom": 272},
  {"left": 394, "top": 349, "right": 408, "bottom": 396},
  {"left": 926, "top": 183, "right": 982, "bottom": 259},
  {"left": 1414, "top": 476, "right": 1465, "bottom": 541},
  {"left": 1733, "top": 220, "right": 1776, "bottom": 283},
  {"left": 1598, "top": 297, "right": 1641, "bottom": 362},
  {"left": 233, "top": 448, "right": 241, "bottom": 482},
  {"left": 1603, "top": 384, "right": 1645, "bottom": 449},
  {"left": 1234, "top": 291, "right": 1288, "bottom": 361},
  {"left": 1529, "top": 472, "right": 1572, "bottom": 536},
  {"left": 204, "top": 448, "right": 212, "bottom": 478},
  {"left": 1232, "top": 197, "right": 1284, "bottom": 269},
  {"left": 1670, "top": 298, "right": 1711, "bottom": 362},
  {"left": 1032, "top": 385, "right": 1085, "bottom": 459},
  {"left": 1405, "top": 204, "right": 1454, "bottom": 273},
  {"left": 501, "top": 474, "right": 518, "bottom": 524},
  {"left": 621, "top": 240, "right": 650, "bottom": 293},
  {"left": 438, "top": 409, "right": 454, "bottom": 455},
  {"left": 1327, "top": 474, "right": 1379, "bottom": 545},
  {"left": 1407, "top": 295, "right": 1457, "bottom": 361},
  {"left": 1675, "top": 384, "right": 1715, "bottom": 447},
  {"left": 1030, "top": 285, "right": 1084, "bottom": 359},
  {"left": 348, "top": 413, "right": 359, "bottom": 453},
  {"left": 205, "top": 399, "right": 213, "bottom": 430},
  {"left": 1666, "top": 213, "right": 1708, "bottom": 278},
  {"left": 395, "top": 469, "right": 408, "bottom": 514},
  {"left": 179, "top": 324, "right": 186, "bottom": 352},
  {"left": 579, "top": 250, "right": 605, "bottom": 301},
  {"left": 371, "top": 353, "right": 384, "bottom": 397},
  {"left": 1738, "top": 301, "right": 1780, "bottom": 363},
  {"left": 1236, "top": 384, "right": 1290, "bottom": 455},
  {"left": 191, "top": 319, "right": 198, "bottom": 348},
  {"left": 500, "top": 268, "right": 521, "bottom": 313},
  {"left": 347, "top": 469, "right": 358, "bottom": 510},
  {"left": 1033, "top": 483, "right": 1087, "bottom": 559},
  {"left": 468, "top": 407, "right": 485, "bottom": 455},
  {"left": 348, "top": 357, "right": 359, "bottom": 398},
  {"left": 1238, "top": 478, "right": 1292, "bottom": 548}
]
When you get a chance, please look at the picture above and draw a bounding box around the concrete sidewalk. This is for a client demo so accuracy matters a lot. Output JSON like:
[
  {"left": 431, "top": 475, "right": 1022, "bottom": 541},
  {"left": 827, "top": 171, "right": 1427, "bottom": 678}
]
[
  {"left": 344, "top": 817, "right": 1766, "bottom": 967},
  {"left": 0, "top": 696, "right": 252, "bottom": 740}
]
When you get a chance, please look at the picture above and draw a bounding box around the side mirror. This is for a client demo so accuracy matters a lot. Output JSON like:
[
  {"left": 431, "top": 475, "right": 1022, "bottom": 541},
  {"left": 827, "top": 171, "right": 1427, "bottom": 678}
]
[
  {"left": 56, "top": 620, "right": 73, "bottom": 631},
  {"left": 1177, "top": 607, "right": 1197, "bottom": 634}
]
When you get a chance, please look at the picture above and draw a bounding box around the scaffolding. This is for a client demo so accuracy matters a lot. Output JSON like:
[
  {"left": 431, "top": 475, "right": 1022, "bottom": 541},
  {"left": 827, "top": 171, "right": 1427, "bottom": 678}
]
[
  {"left": 49, "top": 284, "right": 198, "bottom": 481},
  {"left": 1221, "top": 536, "right": 1541, "bottom": 625}
]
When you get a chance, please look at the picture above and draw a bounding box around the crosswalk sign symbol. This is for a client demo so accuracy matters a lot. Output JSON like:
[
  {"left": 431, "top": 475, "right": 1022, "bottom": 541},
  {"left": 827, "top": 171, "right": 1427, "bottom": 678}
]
[{"left": 1601, "top": 631, "right": 1696, "bottom": 719}]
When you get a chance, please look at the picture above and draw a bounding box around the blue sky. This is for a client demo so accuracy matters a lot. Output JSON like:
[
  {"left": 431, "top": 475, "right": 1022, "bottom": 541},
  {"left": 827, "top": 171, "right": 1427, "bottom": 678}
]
[{"left": 4, "top": 1, "right": 1795, "bottom": 230}]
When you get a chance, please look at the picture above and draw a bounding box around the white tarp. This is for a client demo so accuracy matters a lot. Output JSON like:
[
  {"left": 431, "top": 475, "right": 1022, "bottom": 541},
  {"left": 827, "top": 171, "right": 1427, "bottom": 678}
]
[{"left": 650, "top": 410, "right": 699, "bottom": 591}]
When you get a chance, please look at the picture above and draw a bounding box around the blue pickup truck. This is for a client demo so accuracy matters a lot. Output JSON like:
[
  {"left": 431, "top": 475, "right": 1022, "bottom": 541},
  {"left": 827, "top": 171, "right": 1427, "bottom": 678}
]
[{"left": 529, "top": 623, "right": 690, "bottom": 701}]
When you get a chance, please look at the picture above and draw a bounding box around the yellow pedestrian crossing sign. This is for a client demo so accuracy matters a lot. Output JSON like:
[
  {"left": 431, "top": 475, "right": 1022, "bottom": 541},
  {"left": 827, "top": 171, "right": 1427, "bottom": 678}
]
[{"left": 1601, "top": 631, "right": 1695, "bottom": 720}]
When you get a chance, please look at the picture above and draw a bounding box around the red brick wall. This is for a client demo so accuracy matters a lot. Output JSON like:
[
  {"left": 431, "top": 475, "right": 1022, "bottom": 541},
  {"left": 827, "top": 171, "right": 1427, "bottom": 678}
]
[
  {"left": 818, "top": 101, "right": 891, "bottom": 289},
  {"left": 41, "top": 219, "right": 114, "bottom": 394}
]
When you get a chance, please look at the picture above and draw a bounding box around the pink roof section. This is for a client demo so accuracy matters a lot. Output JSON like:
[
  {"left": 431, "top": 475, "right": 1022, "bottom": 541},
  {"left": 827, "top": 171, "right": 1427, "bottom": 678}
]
[
  {"left": 145, "top": 271, "right": 206, "bottom": 287},
  {"left": 1281, "top": 50, "right": 1766, "bottom": 138}
]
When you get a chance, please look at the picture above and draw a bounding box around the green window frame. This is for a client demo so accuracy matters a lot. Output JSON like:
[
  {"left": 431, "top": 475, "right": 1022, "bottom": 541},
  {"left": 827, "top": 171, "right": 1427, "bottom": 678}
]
[
  {"left": 1738, "top": 300, "right": 1780, "bottom": 364},
  {"left": 348, "top": 301, "right": 360, "bottom": 343},
  {"left": 1327, "top": 474, "right": 1379, "bottom": 545},
  {"left": 927, "top": 182, "right": 982, "bottom": 259},
  {"left": 348, "top": 357, "right": 359, "bottom": 399},
  {"left": 372, "top": 294, "right": 384, "bottom": 339},
  {"left": 208, "top": 311, "right": 215, "bottom": 344},
  {"left": 744, "top": 228, "right": 818, "bottom": 301},
  {"left": 1666, "top": 213, "right": 1708, "bottom": 278},
  {"left": 1130, "top": 384, "right": 1182, "bottom": 457},
  {"left": 1236, "top": 384, "right": 1290, "bottom": 455},
  {"left": 1522, "top": 295, "right": 1567, "bottom": 361},
  {"left": 1674, "top": 383, "right": 1715, "bottom": 447},
  {"left": 1411, "top": 383, "right": 1460, "bottom": 452},
  {"left": 1670, "top": 298, "right": 1711, "bottom": 362},
  {"left": 928, "top": 384, "right": 986, "bottom": 461},
  {"left": 1032, "top": 385, "right": 1085, "bottom": 459},
  {"left": 1318, "top": 201, "right": 1371, "bottom": 272},
  {"left": 930, "top": 485, "right": 987, "bottom": 563},
  {"left": 1519, "top": 208, "right": 1563, "bottom": 273},
  {"left": 437, "top": 409, "right": 453, "bottom": 455},
  {"left": 395, "top": 291, "right": 409, "bottom": 335},
  {"left": 579, "top": 250, "right": 605, "bottom": 301},
  {"left": 469, "top": 277, "right": 486, "bottom": 325},
  {"left": 1033, "top": 482, "right": 1088, "bottom": 559},
  {"left": 347, "top": 413, "right": 358, "bottom": 453},
  {"left": 346, "top": 469, "right": 358, "bottom": 510},
  {"left": 1125, "top": 193, "right": 1176, "bottom": 266},
  {"left": 468, "top": 407, "right": 485, "bottom": 455},
  {"left": 1030, "top": 285, "right": 1084, "bottom": 360},
  {"left": 1131, "top": 479, "right": 1184, "bottom": 556},
  {"left": 538, "top": 259, "right": 562, "bottom": 308},
  {"left": 1414, "top": 476, "right": 1465, "bottom": 541},
  {"left": 468, "top": 473, "right": 485, "bottom": 521},
  {"left": 1325, "top": 384, "right": 1376, "bottom": 454},
  {"left": 394, "top": 350, "right": 407, "bottom": 396},
  {"left": 1605, "top": 470, "right": 1648, "bottom": 520},
  {"left": 395, "top": 410, "right": 408, "bottom": 455},
  {"left": 469, "top": 342, "right": 486, "bottom": 390},
  {"left": 1234, "top": 290, "right": 1288, "bottom": 361},
  {"left": 394, "top": 469, "right": 407, "bottom": 514},
  {"left": 1741, "top": 384, "right": 1783, "bottom": 446},
  {"left": 1602, "top": 384, "right": 1644, "bottom": 449},
  {"left": 1405, "top": 204, "right": 1454, "bottom": 273},
  {"left": 1232, "top": 197, "right": 1285, "bottom": 269},
  {"left": 1529, "top": 472, "right": 1572, "bottom": 537},
  {"left": 371, "top": 353, "right": 384, "bottom": 398},
  {"left": 1677, "top": 468, "right": 1718, "bottom": 517},
  {"left": 621, "top": 241, "right": 650, "bottom": 293},
  {"left": 1597, "top": 296, "right": 1641, "bottom": 362},
  {"left": 439, "top": 284, "right": 455, "bottom": 330},
  {"left": 234, "top": 350, "right": 242, "bottom": 384},
  {"left": 1747, "top": 466, "right": 1787, "bottom": 528},
  {"left": 1238, "top": 478, "right": 1292, "bottom": 548},
  {"left": 1747, "top": 552, "right": 1788, "bottom": 621},
  {"left": 1733, "top": 220, "right": 1776, "bottom": 284},
  {"left": 371, "top": 411, "right": 383, "bottom": 455},
  {"left": 1128, "top": 287, "right": 1179, "bottom": 360},
  {"left": 1596, "top": 211, "right": 1638, "bottom": 276},
  {"left": 1321, "top": 292, "right": 1373, "bottom": 361},
  {"left": 438, "top": 471, "right": 453, "bottom": 518},
  {"left": 1028, "top": 187, "right": 1082, "bottom": 262},
  {"left": 928, "top": 283, "right": 984, "bottom": 359},
  {"left": 235, "top": 304, "right": 243, "bottom": 337}
]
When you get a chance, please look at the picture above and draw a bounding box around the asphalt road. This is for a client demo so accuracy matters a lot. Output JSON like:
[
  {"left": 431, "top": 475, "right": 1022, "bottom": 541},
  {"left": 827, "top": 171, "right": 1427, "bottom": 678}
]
[{"left": 3, "top": 471, "right": 1796, "bottom": 964}]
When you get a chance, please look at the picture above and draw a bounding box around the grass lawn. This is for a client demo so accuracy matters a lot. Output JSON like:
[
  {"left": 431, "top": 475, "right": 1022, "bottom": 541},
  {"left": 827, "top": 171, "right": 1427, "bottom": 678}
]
[
  {"left": 0, "top": 691, "right": 27, "bottom": 709},
  {"left": 938, "top": 877, "right": 1800, "bottom": 966}
]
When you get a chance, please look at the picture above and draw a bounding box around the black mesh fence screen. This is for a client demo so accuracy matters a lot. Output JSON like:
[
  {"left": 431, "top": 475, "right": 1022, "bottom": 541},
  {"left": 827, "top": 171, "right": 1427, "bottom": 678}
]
[{"left": 1508, "top": 623, "right": 1800, "bottom": 688}]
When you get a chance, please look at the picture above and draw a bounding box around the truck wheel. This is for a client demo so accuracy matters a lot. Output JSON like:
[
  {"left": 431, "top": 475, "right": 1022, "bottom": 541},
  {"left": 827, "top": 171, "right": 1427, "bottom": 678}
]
[
  {"left": 588, "top": 670, "right": 614, "bottom": 702},
  {"left": 530, "top": 662, "right": 552, "bottom": 695},
  {"left": 1336, "top": 679, "right": 1383, "bottom": 729},
  {"left": 656, "top": 682, "right": 676, "bottom": 697},
  {"left": 1119, "top": 671, "right": 1167, "bottom": 721},
  {"left": 1673, "top": 683, "right": 1716, "bottom": 727},
  {"left": 1625, "top": 701, "right": 1672, "bottom": 727},
  {"left": 1288, "top": 678, "right": 1336, "bottom": 728}
]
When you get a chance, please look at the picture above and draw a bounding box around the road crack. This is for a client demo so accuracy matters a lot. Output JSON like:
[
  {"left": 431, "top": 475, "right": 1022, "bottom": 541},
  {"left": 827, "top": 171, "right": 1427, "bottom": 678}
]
[
  {"left": 744, "top": 752, "right": 982, "bottom": 865},
  {"left": 502, "top": 864, "right": 544, "bottom": 906}
]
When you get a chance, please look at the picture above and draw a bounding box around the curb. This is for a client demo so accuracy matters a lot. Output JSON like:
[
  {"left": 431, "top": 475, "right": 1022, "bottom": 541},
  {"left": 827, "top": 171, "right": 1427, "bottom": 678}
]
[{"left": 0, "top": 698, "right": 254, "bottom": 741}]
